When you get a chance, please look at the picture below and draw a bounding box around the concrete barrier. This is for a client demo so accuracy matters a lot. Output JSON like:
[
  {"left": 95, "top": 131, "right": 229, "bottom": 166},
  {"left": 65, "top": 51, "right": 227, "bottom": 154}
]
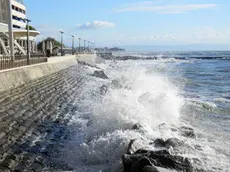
[
  {"left": 76, "top": 53, "right": 97, "bottom": 66},
  {"left": 0, "top": 54, "right": 96, "bottom": 92}
]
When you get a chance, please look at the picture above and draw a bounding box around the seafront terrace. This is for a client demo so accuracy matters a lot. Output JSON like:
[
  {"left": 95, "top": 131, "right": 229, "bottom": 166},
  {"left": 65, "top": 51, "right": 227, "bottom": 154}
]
[{"left": 0, "top": 52, "right": 95, "bottom": 71}]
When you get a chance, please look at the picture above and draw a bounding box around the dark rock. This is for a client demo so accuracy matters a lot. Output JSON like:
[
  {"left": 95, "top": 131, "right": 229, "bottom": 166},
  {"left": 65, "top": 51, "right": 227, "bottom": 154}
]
[
  {"left": 122, "top": 154, "right": 148, "bottom": 172},
  {"left": 29, "top": 162, "right": 43, "bottom": 172},
  {"left": 0, "top": 165, "right": 10, "bottom": 172},
  {"left": 180, "top": 126, "right": 196, "bottom": 138},
  {"left": 132, "top": 123, "right": 143, "bottom": 130},
  {"left": 152, "top": 139, "right": 166, "bottom": 148},
  {"left": 165, "top": 138, "right": 184, "bottom": 149},
  {"left": 92, "top": 70, "right": 109, "bottom": 79},
  {"left": 6, "top": 154, "right": 17, "bottom": 161},
  {"left": 148, "top": 150, "right": 193, "bottom": 172},
  {"left": 143, "top": 166, "right": 159, "bottom": 172},
  {"left": 123, "top": 140, "right": 193, "bottom": 172},
  {"left": 1, "top": 158, "right": 17, "bottom": 169},
  {"left": 123, "top": 154, "right": 139, "bottom": 172},
  {"left": 100, "top": 85, "right": 108, "bottom": 95},
  {"left": 29, "top": 145, "right": 41, "bottom": 154},
  {"left": 131, "top": 157, "right": 152, "bottom": 172}
]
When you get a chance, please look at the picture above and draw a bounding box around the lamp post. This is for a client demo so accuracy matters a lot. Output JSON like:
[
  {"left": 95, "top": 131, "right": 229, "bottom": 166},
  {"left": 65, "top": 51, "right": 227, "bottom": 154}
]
[
  {"left": 60, "top": 30, "right": 64, "bottom": 56},
  {"left": 78, "top": 38, "right": 81, "bottom": 53},
  {"left": 71, "top": 35, "right": 75, "bottom": 55},
  {"left": 25, "top": 18, "right": 31, "bottom": 65},
  {"left": 84, "top": 40, "right": 86, "bottom": 53},
  {"left": 92, "top": 42, "right": 94, "bottom": 50},
  {"left": 88, "top": 41, "right": 90, "bottom": 52},
  {"left": 7, "top": 0, "right": 14, "bottom": 60}
]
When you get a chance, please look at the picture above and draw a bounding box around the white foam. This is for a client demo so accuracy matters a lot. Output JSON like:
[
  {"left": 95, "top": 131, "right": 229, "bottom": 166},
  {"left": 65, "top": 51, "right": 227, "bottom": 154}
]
[
  {"left": 214, "top": 97, "right": 230, "bottom": 103},
  {"left": 61, "top": 59, "right": 229, "bottom": 171}
]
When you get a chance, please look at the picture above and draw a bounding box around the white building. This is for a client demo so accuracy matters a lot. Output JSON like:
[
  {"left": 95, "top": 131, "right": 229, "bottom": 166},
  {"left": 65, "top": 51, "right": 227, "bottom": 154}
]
[{"left": 0, "top": 0, "right": 40, "bottom": 56}]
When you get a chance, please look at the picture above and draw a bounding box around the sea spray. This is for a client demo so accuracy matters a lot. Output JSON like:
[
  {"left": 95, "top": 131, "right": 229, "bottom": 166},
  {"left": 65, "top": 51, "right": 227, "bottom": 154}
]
[{"left": 61, "top": 57, "right": 230, "bottom": 171}]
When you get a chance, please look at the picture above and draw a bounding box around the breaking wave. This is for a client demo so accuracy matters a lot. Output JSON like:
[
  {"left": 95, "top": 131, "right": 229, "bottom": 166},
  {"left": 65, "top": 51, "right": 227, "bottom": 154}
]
[{"left": 61, "top": 59, "right": 230, "bottom": 171}]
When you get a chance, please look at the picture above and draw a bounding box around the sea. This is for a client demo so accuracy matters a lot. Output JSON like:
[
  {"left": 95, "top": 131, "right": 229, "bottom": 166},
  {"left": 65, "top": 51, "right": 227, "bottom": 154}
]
[{"left": 60, "top": 51, "right": 230, "bottom": 172}]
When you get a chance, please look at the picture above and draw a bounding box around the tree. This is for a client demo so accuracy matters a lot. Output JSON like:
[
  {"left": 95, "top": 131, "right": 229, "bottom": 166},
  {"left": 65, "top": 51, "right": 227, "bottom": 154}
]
[
  {"left": 37, "top": 37, "right": 63, "bottom": 51},
  {"left": 25, "top": 25, "right": 36, "bottom": 31}
]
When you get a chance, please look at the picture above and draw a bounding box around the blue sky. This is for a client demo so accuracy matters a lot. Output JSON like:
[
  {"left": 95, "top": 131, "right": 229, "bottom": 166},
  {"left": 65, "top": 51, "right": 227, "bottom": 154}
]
[{"left": 24, "top": 0, "right": 230, "bottom": 49}]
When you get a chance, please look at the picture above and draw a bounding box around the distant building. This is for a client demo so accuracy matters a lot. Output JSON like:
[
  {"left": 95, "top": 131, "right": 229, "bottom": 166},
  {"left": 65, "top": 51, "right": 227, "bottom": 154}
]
[{"left": 0, "top": 0, "right": 40, "bottom": 56}]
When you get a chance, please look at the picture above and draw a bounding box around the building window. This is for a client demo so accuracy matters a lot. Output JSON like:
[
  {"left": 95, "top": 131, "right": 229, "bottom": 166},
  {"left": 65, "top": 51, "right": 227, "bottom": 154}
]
[
  {"left": 13, "top": 25, "right": 20, "bottom": 28},
  {"left": 11, "top": 5, "right": 26, "bottom": 14}
]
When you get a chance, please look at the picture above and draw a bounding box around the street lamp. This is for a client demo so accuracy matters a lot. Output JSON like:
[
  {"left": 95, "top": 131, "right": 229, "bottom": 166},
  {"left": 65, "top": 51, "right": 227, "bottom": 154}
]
[
  {"left": 25, "top": 18, "right": 31, "bottom": 65},
  {"left": 60, "top": 30, "right": 64, "bottom": 56},
  {"left": 88, "top": 41, "right": 90, "bottom": 52},
  {"left": 78, "top": 38, "right": 81, "bottom": 53},
  {"left": 84, "top": 40, "right": 86, "bottom": 52},
  {"left": 92, "top": 42, "right": 95, "bottom": 50},
  {"left": 71, "top": 35, "right": 75, "bottom": 55}
]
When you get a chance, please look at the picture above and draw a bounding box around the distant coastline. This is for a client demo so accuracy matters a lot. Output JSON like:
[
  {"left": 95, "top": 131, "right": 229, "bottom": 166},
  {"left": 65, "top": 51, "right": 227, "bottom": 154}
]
[{"left": 95, "top": 47, "right": 125, "bottom": 52}]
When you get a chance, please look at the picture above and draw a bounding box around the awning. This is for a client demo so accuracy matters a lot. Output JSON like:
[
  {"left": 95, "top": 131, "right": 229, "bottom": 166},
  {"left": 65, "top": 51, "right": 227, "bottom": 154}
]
[
  {"left": 13, "top": 30, "right": 40, "bottom": 37},
  {"left": 0, "top": 23, "right": 40, "bottom": 38}
]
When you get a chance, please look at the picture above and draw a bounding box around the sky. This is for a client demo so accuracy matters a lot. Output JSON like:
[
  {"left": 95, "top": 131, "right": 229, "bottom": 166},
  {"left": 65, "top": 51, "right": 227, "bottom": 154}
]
[{"left": 24, "top": 0, "right": 230, "bottom": 50}]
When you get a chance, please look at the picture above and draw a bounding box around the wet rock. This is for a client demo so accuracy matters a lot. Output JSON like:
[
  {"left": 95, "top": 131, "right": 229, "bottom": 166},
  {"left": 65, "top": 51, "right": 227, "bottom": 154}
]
[
  {"left": 165, "top": 138, "right": 184, "bottom": 149},
  {"left": 127, "top": 140, "right": 144, "bottom": 154},
  {"left": 131, "top": 157, "right": 153, "bottom": 172},
  {"left": 123, "top": 140, "right": 193, "bottom": 172},
  {"left": 122, "top": 154, "right": 146, "bottom": 172},
  {"left": 1, "top": 158, "right": 17, "bottom": 169},
  {"left": 29, "top": 162, "right": 43, "bottom": 172},
  {"left": 132, "top": 123, "right": 143, "bottom": 130},
  {"left": 152, "top": 139, "right": 165, "bottom": 148},
  {"left": 92, "top": 70, "right": 109, "bottom": 79},
  {"left": 143, "top": 166, "right": 159, "bottom": 172},
  {"left": 180, "top": 126, "right": 196, "bottom": 138},
  {"left": 100, "top": 85, "right": 108, "bottom": 95},
  {"left": 29, "top": 145, "right": 41, "bottom": 154},
  {"left": 0, "top": 165, "right": 10, "bottom": 172},
  {"left": 148, "top": 150, "right": 193, "bottom": 172},
  {"left": 0, "top": 132, "right": 6, "bottom": 139}
]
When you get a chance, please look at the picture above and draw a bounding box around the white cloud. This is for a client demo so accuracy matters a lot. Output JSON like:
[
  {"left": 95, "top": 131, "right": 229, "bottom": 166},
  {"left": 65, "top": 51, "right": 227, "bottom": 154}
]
[
  {"left": 116, "top": 2, "right": 216, "bottom": 14},
  {"left": 76, "top": 20, "right": 116, "bottom": 29},
  {"left": 98, "top": 26, "right": 230, "bottom": 46}
]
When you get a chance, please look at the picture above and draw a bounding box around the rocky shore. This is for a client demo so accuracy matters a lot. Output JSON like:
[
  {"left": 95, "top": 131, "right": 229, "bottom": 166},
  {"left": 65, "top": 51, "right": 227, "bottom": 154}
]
[{"left": 122, "top": 124, "right": 198, "bottom": 172}]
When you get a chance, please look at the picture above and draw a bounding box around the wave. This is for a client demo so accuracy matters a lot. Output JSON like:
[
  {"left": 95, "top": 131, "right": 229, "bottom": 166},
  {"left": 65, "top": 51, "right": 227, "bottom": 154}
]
[
  {"left": 186, "top": 99, "right": 217, "bottom": 110},
  {"left": 59, "top": 60, "right": 229, "bottom": 171},
  {"left": 214, "top": 97, "right": 230, "bottom": 103}
]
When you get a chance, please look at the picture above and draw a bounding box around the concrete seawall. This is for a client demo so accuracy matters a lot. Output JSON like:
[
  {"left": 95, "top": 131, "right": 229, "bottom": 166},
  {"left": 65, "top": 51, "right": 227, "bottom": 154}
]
[
  {"left": 0, "top": 54, "right": 96, "bottom": 93},
  {"left": 0, "top": 54, "right": 97, "bottom": 171}
]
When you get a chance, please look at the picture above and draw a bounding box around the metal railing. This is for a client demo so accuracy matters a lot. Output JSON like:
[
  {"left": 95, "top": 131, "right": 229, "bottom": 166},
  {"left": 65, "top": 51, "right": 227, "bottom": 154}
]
[{"left": 0, "top": 55, "right": 48, "bottom": 71}]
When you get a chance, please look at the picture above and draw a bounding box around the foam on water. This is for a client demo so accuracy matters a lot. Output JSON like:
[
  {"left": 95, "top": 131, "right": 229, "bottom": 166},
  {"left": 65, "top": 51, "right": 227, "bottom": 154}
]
[{"left": 61, "top": 59, "right": 230, "bottom": 171}]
